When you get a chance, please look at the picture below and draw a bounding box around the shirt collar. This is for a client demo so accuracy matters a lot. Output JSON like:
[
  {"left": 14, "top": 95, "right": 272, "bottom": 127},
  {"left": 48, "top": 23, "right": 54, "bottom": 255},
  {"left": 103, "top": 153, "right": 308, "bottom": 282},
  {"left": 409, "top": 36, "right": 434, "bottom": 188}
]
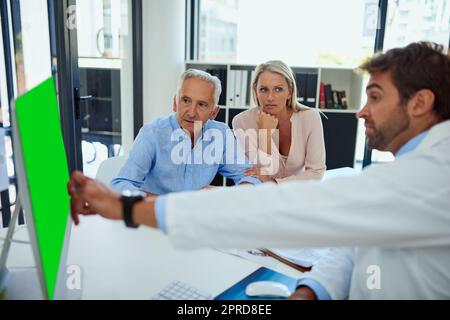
[
  {"left": 396, "top": 130, "right": 429, "bottom": 157},
  {"left": 169, "top": 113, "right": 182, "bottom": 130}
]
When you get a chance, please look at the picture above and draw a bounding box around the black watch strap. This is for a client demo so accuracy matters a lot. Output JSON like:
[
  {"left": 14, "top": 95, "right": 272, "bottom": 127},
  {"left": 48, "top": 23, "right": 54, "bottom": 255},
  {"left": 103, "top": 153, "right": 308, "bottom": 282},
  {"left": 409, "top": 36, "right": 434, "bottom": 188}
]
[{"left": 122, "top": 195, "right": 143, "bottom": 228}]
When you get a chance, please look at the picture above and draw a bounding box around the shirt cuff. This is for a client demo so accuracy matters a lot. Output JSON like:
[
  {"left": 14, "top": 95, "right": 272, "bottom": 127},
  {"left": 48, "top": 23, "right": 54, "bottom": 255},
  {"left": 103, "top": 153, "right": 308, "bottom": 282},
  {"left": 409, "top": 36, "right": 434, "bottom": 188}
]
[
  {"left": 155, "top": 196, "right": 168, "bottom": 235},
  {"left": 296, "top": 278, "right": 332, "bottom": 300},
  {"left": 238, "top": 176, "right": 262, "bottom": 185}
]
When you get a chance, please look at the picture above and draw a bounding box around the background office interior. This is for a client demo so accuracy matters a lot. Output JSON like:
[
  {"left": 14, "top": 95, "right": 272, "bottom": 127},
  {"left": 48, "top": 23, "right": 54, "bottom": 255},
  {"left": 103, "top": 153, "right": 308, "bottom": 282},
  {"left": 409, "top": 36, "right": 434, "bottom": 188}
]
[{"left": 0, "top": 0, "right": 449, "bottom": 228}]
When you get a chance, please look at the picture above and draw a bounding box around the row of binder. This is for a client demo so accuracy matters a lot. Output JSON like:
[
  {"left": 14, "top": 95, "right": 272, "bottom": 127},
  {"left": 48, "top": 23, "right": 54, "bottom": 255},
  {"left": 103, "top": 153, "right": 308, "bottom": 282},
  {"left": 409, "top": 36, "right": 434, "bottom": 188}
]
[
  {"left": 202, "top": 68, "right": 349, "bottom": 109},
  {"left": 205, "top": 68, "right": 228, "bottom": 106},
  {"left": 227, "top": 70, "right": 320, "bottom": 108},
  {"left": 204, "top": 68, "right": 254, "bottom": 107},
  {"left": 227, "top": 69, "right": 254, "bottom": 107},
  {"left": 295, "top": 72, "right": 318, "bottom": 108}
]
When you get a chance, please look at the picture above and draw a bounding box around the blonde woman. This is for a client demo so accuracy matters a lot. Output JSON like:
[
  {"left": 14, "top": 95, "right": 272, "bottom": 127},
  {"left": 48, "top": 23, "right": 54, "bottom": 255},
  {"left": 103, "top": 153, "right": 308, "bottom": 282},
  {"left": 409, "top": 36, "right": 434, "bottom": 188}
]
[{"left": 232, "top": 60, "right": 326, "bottom": 183}]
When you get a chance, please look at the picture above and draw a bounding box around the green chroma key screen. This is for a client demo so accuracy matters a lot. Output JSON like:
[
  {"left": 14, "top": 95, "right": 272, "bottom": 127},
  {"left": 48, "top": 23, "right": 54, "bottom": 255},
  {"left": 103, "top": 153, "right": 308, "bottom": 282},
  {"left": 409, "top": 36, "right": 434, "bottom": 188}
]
[{"left": 15, "top": 77, "right": 70, "bottom": 300}]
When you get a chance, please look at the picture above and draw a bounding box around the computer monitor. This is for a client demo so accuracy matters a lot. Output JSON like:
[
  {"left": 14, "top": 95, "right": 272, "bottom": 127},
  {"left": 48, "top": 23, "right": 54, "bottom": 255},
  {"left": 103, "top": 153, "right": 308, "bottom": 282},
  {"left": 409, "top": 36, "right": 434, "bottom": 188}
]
[{"left": 0, "top": 77, "right": 73, "bottom": 300}]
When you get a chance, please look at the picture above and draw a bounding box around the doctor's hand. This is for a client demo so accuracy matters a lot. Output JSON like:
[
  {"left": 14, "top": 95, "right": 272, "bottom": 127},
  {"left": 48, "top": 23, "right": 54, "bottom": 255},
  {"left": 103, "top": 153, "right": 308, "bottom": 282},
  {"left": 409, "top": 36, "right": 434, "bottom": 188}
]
[
  {"left": 288, "top": 286, "right": 317, "bottom": 300},
  {"left": 68, "top": 171, "right": 123, "bottom": 225}
]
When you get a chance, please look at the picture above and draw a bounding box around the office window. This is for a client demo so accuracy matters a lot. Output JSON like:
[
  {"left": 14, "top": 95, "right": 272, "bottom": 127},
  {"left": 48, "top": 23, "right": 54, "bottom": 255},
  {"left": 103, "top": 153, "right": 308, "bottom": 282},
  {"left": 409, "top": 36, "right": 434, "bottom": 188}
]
[
  {"left": 9, "top": 0, "right": 53, "bottom": 177},
  {"left": 1, "top": 23, "right": 9, "bottom": 173},
  {"left": 76, "top": 0, "right": 134, "bottom": 177},
  {"left": 76, "top": 0, "right": 124, "bottom": 59},
  {"left": 371, "top": 0, "right": 450, "bottom": 164},
  {"left": 197, "top": 0, "right": 378, "bottom": 67},
  {"left": 10, "top": 0, "right": 52, "bottom": 96},
  {"left": 1, "top": 14, "right": 12, "bottom": 187},
  {"left": 0, "top": 13, "right": 7, "bottom": 127},
  {"left": 384, "top": 0, "right": 450, "bottom": 52},
  {"left": 0, "top": 0, "right": 52, "bottom": 227}
]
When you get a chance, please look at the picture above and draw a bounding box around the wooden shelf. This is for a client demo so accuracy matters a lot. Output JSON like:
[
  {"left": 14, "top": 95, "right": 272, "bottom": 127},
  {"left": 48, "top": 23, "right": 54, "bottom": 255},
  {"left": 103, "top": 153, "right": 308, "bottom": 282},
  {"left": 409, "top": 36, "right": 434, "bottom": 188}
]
[{"left": 319, "top": 109, "right": 359, "bottom": 113}]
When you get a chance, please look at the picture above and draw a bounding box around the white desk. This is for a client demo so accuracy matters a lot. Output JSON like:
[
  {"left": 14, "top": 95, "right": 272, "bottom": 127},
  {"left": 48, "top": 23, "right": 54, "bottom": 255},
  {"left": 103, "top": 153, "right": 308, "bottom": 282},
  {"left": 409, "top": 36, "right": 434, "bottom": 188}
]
[
  {"left": 3, "top": 216, "right": 305, "bottom": 299},
  {"left": 2, "top": 168, "right": 362, "bottom": 299}
]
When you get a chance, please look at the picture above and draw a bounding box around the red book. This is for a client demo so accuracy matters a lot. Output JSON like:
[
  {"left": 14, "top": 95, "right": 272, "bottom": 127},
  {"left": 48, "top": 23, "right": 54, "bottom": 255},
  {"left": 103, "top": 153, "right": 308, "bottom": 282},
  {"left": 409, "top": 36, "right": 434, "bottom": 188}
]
[{"left": 319, "top": 82, "right": 326, "bottom": 109}]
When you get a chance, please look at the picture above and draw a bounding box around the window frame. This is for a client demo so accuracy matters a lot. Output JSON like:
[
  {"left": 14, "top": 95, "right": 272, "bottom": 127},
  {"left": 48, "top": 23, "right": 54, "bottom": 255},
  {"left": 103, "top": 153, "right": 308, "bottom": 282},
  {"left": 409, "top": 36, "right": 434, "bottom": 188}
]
[{"left": 0, "top": 0, "right": 22, "bottom": 227}]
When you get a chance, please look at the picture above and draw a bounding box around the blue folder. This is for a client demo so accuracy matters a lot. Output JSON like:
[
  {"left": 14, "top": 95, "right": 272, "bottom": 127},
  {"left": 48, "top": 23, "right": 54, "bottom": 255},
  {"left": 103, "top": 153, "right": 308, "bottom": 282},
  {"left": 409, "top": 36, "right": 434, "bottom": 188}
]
[{"left": 214, "top": 267, "right": 298, "bottom": 300}]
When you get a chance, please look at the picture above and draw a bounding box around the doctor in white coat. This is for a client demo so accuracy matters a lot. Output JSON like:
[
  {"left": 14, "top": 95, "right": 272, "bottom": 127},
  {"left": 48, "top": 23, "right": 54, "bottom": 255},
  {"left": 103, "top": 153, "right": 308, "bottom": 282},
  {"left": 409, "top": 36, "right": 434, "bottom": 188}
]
[{"left": 69, "top": 42, "right": 450, "bottom": 299}]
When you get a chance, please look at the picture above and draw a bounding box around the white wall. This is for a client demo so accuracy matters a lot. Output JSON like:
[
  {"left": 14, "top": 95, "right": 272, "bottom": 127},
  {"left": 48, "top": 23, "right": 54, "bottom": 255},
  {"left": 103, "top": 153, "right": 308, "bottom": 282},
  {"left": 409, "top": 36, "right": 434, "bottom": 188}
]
[{"left": 142, "top": 0, "right": 186, "bottom": 123}]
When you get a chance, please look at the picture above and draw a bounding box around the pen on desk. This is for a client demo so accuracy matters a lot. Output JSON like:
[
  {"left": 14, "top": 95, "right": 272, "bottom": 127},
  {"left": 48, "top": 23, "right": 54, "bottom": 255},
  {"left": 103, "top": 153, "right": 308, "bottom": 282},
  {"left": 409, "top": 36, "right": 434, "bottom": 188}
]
[
  {"left": 260, "top": 249, "right": 311, "bottom": 273},
  {"left": 247, "top": 249, "right": 267, "bottom": 256}
]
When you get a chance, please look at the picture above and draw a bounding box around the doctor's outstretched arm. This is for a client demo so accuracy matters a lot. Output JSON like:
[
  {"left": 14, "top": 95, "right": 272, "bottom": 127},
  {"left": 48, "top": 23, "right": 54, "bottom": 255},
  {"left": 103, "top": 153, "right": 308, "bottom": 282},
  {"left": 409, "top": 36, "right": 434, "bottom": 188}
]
[
  {"left": 68, "top": 171, "right": 349, "bottom": 301},
  {"left": 70, "top": 146, "right": 450, "bottom": 250},
  {"left": 68, "top": 171, "right": 159, "bottom": 228}
]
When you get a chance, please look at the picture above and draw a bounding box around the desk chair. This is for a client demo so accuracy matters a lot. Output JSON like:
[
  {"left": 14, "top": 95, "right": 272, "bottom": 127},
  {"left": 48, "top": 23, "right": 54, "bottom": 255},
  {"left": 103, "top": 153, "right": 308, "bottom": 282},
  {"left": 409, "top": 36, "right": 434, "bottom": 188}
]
[{"left": 95, "top": 156, "right": 126, "bottom": 185}]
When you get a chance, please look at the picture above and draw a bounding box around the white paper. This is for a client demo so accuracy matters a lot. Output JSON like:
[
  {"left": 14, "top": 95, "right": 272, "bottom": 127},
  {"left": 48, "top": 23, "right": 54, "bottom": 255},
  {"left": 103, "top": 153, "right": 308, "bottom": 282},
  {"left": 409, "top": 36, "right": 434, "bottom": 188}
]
[
  {"left": 216, "top": 248, "right": 278, "bottom": 269},
  {"left": 0, "top": 128, "right": 9, "bottom": 192},
  {"left": 322, "top": 167, "right": 360, "bottom": 181}
]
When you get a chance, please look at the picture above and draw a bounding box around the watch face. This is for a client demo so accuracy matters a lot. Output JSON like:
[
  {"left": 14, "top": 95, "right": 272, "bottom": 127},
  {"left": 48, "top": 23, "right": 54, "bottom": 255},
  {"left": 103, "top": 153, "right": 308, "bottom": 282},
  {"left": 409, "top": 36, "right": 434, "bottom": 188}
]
[{"left": 122, "top": 190, "right": 146, "bottom": 198}]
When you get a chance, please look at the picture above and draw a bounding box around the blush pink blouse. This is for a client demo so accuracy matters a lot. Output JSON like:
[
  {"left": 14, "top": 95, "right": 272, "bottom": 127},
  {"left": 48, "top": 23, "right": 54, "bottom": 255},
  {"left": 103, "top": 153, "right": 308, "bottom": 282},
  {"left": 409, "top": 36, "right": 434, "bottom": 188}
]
[{"left": 232, "top": 107, "right": 326, "bottom": 183}]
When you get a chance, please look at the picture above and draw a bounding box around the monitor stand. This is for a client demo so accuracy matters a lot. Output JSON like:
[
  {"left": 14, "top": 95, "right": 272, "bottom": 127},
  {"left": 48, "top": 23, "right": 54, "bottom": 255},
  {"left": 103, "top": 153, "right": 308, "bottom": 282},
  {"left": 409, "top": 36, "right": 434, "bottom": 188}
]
[
  {"left": 0, "top": 199, "right": 24, "bottom": 298},
  {"left": 0, "top": 268, "right": 44, "bottom": 300},
  {"left": 0, "top": 267, "right": 82, "bottom": 300},
  {"left": 0, "top": 198, "right": 82, "bottom": 300}
]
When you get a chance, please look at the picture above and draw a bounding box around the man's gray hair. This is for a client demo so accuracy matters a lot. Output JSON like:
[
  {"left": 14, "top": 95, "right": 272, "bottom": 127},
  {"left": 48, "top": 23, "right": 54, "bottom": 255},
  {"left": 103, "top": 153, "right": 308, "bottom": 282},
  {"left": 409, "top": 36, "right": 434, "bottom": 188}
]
[{"left": 177, "top": 69, "right": 222, "bottom": 106}]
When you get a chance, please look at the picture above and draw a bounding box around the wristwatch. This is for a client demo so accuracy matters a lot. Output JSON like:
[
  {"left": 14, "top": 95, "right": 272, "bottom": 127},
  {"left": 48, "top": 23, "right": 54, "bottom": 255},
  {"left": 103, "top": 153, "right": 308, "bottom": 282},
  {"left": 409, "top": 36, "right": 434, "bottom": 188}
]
[{"left": 121, "top": 190, "right": 146, "bottom": 228}]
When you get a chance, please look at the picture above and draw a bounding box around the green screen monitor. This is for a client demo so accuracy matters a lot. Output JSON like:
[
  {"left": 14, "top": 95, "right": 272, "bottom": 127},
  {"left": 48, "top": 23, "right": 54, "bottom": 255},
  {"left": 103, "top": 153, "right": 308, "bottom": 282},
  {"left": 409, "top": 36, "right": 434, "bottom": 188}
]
[{"left": 2, "top": 77, "right": 73, "bottom": 300}]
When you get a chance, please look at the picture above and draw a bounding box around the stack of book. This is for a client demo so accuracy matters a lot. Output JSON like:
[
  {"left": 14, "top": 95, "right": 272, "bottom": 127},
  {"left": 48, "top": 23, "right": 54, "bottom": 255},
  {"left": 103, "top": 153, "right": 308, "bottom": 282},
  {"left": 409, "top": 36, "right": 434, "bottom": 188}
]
[{"left": 319, "top": 82, "right": 348, "bottom": 110}]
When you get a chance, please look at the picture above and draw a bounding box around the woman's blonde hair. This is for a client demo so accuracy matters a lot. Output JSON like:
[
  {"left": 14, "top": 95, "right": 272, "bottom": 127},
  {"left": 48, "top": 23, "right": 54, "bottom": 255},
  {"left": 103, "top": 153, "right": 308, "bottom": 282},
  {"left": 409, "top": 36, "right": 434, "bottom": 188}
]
[{"left": 252, "top": 60, "right": 308, "bottom": 112}]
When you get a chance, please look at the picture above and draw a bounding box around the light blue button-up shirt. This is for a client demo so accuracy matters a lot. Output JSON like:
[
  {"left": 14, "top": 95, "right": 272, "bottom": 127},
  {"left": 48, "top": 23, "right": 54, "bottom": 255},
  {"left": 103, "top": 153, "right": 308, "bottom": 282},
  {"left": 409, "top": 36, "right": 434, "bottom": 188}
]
[
  {"left": 395, "top": 130, "right": 429, "bottom": 158},
  {"left": 111, "top": 113, "right": 260, "bottom": 194}
]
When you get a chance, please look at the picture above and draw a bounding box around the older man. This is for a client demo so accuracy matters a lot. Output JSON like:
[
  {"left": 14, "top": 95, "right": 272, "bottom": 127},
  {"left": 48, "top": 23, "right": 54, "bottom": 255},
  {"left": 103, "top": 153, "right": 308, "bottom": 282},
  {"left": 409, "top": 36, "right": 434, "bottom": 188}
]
[
  {"left": 69, "top": 42, "right": 450, "bottom": 299},
  {"left": 110, "top": 69, "right": 260, "bottom": 196}
]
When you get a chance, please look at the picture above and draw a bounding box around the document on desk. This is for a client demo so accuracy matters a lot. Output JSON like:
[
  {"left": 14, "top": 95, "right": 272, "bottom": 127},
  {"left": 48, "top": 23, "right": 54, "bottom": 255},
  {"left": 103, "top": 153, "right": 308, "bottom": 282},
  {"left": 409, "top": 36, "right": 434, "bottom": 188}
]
[
  {"left": 322, "top": 167, "right": 360, "bottom": 181},
  {"left": 0, "top": 128, "right": 9, "bottom": 192},
  {"left": 267, "top": 248, "right": 330, "bottom": 268},
  {"left": 216, "top": 249, "right": 279, "bottom": 268}
]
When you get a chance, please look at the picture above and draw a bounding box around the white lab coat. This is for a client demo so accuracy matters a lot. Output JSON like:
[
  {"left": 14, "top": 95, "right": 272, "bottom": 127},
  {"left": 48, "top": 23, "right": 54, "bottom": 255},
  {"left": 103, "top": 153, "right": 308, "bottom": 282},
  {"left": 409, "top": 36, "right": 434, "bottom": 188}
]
[{"left": 164, "top": 120, "right": 450, "bottom": 299}]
